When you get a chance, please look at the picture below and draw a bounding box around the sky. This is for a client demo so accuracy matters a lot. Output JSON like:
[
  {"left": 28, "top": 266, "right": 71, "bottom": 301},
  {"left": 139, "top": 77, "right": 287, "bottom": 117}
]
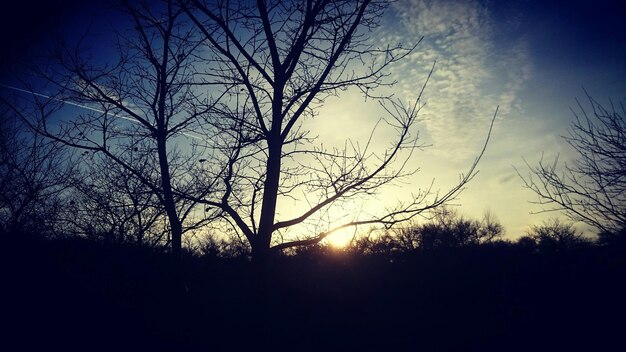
[
  {"left": 381, "top": 0, "right": 626, "bottom": 238},
  {"left": 1, "top": 0, "right": 625, "bottom": 243},
  {"left": 306, "top": 0, "right": 626, "bottom": 242}
]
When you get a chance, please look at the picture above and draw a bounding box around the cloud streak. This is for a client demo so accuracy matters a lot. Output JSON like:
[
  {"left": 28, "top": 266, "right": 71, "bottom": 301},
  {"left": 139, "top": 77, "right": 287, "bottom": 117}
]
[{"left": 386, "top": 0, "right": 532, "bottom": 160}]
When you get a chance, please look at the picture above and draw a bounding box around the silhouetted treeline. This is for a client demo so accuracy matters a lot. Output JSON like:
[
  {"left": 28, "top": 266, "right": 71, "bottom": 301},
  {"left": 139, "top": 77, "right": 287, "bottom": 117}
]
[{"left": 3, "top": 222, "right": 624, "bottom": 351}]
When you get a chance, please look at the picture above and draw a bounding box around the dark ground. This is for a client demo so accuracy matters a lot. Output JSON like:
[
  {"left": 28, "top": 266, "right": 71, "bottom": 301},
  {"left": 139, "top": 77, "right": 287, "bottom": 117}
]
[{"left": 2, "top": 235, "right": 625, "bottom": 351}]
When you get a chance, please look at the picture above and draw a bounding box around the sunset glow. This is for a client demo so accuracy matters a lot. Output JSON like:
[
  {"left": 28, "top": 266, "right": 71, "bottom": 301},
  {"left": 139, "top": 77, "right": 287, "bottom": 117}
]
[{"left": 325, "top": 227, "right": 357, "bottom": 248}]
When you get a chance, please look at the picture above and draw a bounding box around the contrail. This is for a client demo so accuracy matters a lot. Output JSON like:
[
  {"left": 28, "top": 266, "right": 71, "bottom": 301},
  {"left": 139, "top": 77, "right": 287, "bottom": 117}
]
[{"left": 0, "top": 83, "right": 202, "bottom": 140}]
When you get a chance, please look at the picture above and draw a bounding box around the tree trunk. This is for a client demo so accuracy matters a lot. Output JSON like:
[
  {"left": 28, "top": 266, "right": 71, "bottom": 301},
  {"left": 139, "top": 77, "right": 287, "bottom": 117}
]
[
  {"left": 254, "top": 133, "right": 283, "bottom": 263},
  {"left": 156, "top": 135, "right": 183, "bottom": 267}
]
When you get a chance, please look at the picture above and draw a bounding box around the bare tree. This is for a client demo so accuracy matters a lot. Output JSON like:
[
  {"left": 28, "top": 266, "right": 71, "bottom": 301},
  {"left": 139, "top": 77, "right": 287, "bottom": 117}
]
[
  {"left": 342, "top": 208, "right": 504, "bottom": 256},
  {"left": 67, "top": 155, "right": 170, "bottom": 247},
  {"left": 2, "top": 0, "right": 495, "bottom": 266},
  {"left": 372, "top": 208, "right": 503, "bottom": 253},
  {"left": 518, "top": 92, "right": 626, "bottom": 233},
  {"left": 524, "top": 218, "right": 592, "bottom": 253},
  {"left": 0, "top": 106, "right": 75, "bottom": 237},
  {"left": 180, "top": 0, "right": 496, "bottom": 263},
  {"left": 2, "top": 0, "right": 220, "bottom": 264}
]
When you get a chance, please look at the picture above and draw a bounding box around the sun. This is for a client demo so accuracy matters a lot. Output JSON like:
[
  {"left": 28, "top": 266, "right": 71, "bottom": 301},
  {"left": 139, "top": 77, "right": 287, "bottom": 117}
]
[
  {"left": 289, "top": 200, "right": 366, "bottom": 249},
  {"left": 325, "top": 226, "right": 358, "bottom": 248},
  {"left": 319, "top": 201, "right": 368, "bottom": 248}
]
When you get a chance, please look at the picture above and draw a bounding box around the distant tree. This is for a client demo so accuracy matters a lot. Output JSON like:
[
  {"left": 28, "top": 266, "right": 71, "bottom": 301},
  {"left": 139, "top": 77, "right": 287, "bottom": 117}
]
[
  {"left": 179, "top": 0, "right": 496, "bottom": 263},
  {"left": 0, "top": 107, "right": 74, "bottom": 237},
  {"left": 67, "top": 156, "right": 170, "bottom": 247},
  {"left": 597, "top": 227, "right": 626, "bottom": 248},
  {"left": 518, "top": 92, "right": 626, "bottom": 234},
  {"left": 192, "top": 232, "right": 251, "bottom": 259},
  {"left": 349, "top": 231, "right": 398, "bottom": 256},
  {"left": 348, "top": 208, "right": 504, "bottom": 254},
  {"left": 289, "top": 242, "right": 340, "bottom": 258},
  {"left": 525, "top": 218, "right": 592, "bottom": 253},
  {"left": 394, "top": 208, "right": 504, "bottom": 251},
  {"left": 515, "top": 235, "right": 538, "bottom": 252}
]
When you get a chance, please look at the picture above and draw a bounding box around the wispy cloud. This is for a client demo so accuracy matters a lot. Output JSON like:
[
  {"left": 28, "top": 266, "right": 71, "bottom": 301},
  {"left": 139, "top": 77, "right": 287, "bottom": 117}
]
[{"left": 385, "top": 0, "right": 532, "bottom": 160}]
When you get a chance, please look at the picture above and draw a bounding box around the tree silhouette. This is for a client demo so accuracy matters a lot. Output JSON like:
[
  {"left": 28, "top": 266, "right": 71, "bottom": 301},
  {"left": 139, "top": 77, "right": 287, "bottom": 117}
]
[
  {"left": 349, "top": 208, "right": 504, "bottom": 254},
  {"left": 2, "top": 0, "right": 220, "bottom": 268},
  {"left": 0, "top": 106, "right": 74, "bottom": 237},
  {"left": 179, "top": 0, "right": 496, "bottom": 263},
  {"left": 2, "top": 0, "right": 496, "bottom": 265},
  {"left": 518, "top": 92, "right": 626, "bottom": 234},
  {"left": 408, "top": 208, "right": 504, "bottom": 250},
  {"left": 525, "top": 218, "right": 592, "bottom": 253},
  {"left": 68, "top": 156, "right": 170, "bottom": 247}
]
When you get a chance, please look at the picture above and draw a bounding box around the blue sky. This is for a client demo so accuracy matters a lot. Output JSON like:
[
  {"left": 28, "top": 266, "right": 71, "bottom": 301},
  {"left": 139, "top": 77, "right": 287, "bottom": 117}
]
[
  {"left": 2, "top": 0, "right": 625, "bottom": 242},
  {"left": 379, "top": 0, "right": 626, "bottom": 237}
]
